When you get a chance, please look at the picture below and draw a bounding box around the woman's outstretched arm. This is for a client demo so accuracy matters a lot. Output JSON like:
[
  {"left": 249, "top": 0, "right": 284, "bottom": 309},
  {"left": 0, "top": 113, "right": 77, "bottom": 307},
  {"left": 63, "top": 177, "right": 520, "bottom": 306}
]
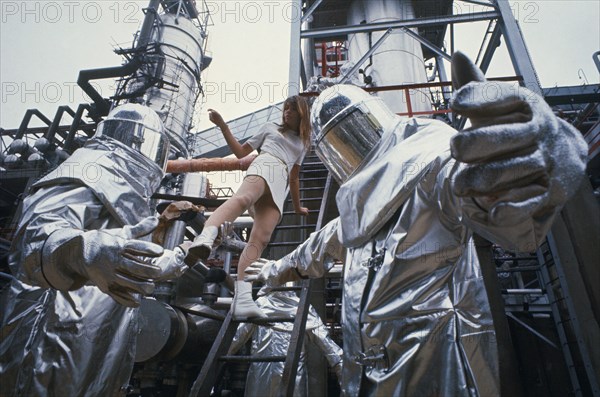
[{"left": 208, "top": 109, "right": 254, "bottom": 158}]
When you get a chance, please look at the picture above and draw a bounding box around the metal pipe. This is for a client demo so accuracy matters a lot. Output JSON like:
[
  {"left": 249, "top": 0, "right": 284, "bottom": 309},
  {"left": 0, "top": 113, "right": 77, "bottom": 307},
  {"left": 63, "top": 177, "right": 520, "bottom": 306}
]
[
  {"left": 346, "top": 0, "right": 432, "bottom": 113},
  {"left": 64, "top": 104, "right": 91, "bottom": 153},
  {"left": 45, "top": 106, "right": 77, "bottom": 141},
  {"left": 137, "top": 0, "right": 161, "bottom": 48},
  {"left": 501, "top": 289, "right": 544, "bottom": 295},
  {"left": 16, "top": 109, "right": 52, "bottom": 139},
  {"left": 506, "top": 312, "right": 558, "bottom": 349},
  {"left": 165, "top": 154, "right": 255, "bottom": 173},
  {"left": 77, "top": 58, "right": 143, "bottom": 117}
]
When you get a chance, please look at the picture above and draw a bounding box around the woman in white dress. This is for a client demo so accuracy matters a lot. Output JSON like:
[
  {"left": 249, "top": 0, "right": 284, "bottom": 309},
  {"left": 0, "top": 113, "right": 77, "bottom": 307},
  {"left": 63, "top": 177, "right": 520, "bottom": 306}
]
[{"left": 189, "top": 95, "right": 311, "bottom": 319}]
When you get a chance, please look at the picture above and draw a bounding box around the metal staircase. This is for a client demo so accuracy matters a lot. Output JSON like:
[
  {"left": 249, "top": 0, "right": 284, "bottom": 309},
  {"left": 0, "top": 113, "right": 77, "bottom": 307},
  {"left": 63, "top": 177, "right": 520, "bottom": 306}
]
[{"left": 536, "top": 236, "right": 600, "bottom": 396}]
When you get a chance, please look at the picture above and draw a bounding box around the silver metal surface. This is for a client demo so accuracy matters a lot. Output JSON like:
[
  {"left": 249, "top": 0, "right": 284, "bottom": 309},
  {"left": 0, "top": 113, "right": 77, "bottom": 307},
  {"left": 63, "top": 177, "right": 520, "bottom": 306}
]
[
  {"left": 182, "top": 172, "right": 208, "bottom": 198},
  {"left": 96, "top": 103, "right": 170, "bottom": 170},
  {"left": 135, "top": 298, "right": 187, "bottom": 362},
  {"left": 311, "top": 85, "right": 396, "bottom": 184}
]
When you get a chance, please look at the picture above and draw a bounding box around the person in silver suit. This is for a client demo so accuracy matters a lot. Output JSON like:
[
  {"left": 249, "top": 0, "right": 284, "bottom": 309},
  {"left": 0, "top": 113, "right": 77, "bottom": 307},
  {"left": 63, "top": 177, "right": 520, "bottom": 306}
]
[
  {"left": 0, "top": 103, "right": 188, "bottom": 396},
  {"left": 228, "top": 289, "right": 343, "bottom": 396},
  {"left": 244, "top": 52, "right": 589, "bottom": 395}
]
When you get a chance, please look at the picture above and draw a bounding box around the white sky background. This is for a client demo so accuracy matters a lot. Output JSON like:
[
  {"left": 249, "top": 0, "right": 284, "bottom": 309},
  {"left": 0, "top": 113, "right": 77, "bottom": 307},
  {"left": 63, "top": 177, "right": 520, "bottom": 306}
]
[{"left": 1, "top": 0, "right": 599, "bottom": 133}]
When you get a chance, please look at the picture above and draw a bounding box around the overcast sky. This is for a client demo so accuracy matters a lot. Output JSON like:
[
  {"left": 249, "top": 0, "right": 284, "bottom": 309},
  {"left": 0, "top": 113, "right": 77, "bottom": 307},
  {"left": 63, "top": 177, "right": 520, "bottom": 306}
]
[{"left": 1, "top": 0, "right": 599, "bottom": 133}]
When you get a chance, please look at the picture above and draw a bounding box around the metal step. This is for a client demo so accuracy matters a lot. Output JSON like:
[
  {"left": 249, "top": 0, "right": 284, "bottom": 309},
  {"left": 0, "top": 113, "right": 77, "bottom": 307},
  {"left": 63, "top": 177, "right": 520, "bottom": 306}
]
[
  {"left": 300, "top": 168, "right": 328, "bottom": 175},
  {"left": 300, "top": 176, "right": 329, "bottom": 182},
  {"left": 299, "top": 186, "right": 326, "bottom": 192},
  {"left": 219, "top": 355, "right": 287, "bottom": 363},
  {"left": 282, "top": 209, "right": 320, "bottom": 215},
  {"left": 286, "top": 197, "right": 323, "bottom": 202},
  {"left": 275, "top": 224, "right": 317, "bottom": 230},
  {"left": 267, "top": 241, "right": 305, "bottom": 247}
]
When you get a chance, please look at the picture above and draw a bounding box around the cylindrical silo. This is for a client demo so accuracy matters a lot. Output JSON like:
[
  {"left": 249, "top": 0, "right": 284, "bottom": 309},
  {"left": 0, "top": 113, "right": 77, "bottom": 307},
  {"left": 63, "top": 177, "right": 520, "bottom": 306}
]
[
  {"left": 121, "top": 11, "right": 210, "bottom": 158},
  {"left": 347, "top": 0, "right": 432, "bottom": 114}
]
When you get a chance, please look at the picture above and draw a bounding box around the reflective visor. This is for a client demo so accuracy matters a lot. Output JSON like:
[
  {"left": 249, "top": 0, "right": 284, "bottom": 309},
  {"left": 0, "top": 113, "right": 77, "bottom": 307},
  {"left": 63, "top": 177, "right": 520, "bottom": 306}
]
[
  {"left": 314, "top": 95, "right": 394, "bottom": 184},
  {"left": 315, "top": 105, "right": 383, "bottom": 183}
]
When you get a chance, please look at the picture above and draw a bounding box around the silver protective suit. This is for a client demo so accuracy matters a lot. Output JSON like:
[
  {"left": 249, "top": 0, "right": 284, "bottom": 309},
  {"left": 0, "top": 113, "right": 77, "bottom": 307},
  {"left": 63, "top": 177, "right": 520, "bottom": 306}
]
[
  {"left": 229, "top": 291, "right": 343, "bottom": 396},
  {"left": 261, "top": 110, "right": 572, "bottom": 396},
  {"left": 0, "top": 136, "right": 167, "bottom": 396}
]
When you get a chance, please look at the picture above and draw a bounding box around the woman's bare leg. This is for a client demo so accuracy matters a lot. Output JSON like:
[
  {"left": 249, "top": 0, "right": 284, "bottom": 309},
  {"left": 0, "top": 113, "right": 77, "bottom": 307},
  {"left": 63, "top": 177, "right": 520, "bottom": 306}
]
[
  {"left": 230, "top": 181, "right": 280, "bottom": 319},
  {"left": 236, "top": 192, "right": 281, "bottom": 279},
  {"left": 204, "top": 176, "right": 268, "bottom": 228},
  {"left": 188, "top": 176, "right": 269, "bottom": 263}
]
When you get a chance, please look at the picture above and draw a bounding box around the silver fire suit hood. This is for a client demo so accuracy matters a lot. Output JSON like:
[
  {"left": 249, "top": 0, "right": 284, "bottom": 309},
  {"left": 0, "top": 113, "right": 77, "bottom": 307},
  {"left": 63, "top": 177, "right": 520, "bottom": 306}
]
[
  {"left": 95, "top": 103, "right": 170, "bottom": 171},
  {"left": 310, "top": 85, "right": 397, "bottom": 184}
]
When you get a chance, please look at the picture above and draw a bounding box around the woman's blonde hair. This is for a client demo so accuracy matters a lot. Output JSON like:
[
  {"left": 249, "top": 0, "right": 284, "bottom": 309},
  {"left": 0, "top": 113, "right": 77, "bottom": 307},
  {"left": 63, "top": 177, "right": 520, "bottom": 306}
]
[{"left": 279, "top": 95, "right": 311, "bottom": 148}]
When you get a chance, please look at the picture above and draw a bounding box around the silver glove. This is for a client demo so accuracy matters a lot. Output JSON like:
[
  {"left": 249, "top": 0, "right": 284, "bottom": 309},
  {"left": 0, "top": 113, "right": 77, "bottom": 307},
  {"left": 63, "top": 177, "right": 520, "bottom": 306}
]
[
  {"left": 42, "top": 216, "right": 164, "bottom": 307},
  {"left": 244, "top": 257, "right": 302, "bottom": 285},
  {"left": 153, "top": 246, "right": 189, "bottom": 281},
  {"left": 450, "top": 51, "right": 587, "bottom": 226}
]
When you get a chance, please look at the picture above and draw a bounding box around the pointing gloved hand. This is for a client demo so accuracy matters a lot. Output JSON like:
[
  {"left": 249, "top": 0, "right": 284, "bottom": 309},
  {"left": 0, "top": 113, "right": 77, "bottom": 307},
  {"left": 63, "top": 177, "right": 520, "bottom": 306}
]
[
  {"left": 43, "top": 216, "right": 165, "bottom": 307},
  {"left": 449, "top": 51, "right": 587, "bottom": 225}
]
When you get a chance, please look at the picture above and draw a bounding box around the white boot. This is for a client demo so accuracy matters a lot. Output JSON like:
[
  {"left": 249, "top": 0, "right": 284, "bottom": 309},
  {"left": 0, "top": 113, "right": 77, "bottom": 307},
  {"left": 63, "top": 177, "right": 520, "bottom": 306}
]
[
  {"left": 232, "top": 281, "right": 267, "bottom": 320},
  {"left": 187, "top": 225, "right": 218, "bottom": 263}
]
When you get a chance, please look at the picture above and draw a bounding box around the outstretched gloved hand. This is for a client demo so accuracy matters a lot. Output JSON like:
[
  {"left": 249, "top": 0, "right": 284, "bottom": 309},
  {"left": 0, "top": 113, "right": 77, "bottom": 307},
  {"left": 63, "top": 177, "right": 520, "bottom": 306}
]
[
  {"left": 244, "top": 257, "right": 302, "bottom": 286},
  {"left": 43, "top": 216, "right": 165, "bottom": 307},
  {"left": 449, "top": 51, "right": 587, "bottom": 226},
  {"left": 153, "top": 245, "right": 189, "bottom": 282}
]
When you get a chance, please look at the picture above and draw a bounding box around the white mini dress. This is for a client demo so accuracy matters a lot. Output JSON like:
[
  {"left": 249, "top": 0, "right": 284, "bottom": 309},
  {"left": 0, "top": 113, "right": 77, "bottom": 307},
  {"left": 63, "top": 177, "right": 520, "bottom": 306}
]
[{"left": 245, "top": 123, "right": 306, "bottom": 217}]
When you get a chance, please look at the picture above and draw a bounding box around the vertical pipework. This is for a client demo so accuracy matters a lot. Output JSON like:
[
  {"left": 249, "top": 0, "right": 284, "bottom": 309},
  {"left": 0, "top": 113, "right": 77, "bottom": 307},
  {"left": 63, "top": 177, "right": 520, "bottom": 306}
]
[
  {"left": 136, "top": 0, "right": 161, "bottom": 49},
  {"left": 347, "top": 0, "right": 432, "bottom": 114},
  {"left": 119, "top": 1, "right": 210, "bottom": 158}
]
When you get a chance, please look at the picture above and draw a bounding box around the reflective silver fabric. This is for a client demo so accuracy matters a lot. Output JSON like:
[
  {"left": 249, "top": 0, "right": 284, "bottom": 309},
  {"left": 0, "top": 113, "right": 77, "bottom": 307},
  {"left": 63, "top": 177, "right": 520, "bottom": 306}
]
[
  {"left": 273, "top": 115, "right": 565, "bottom": 396},
  {"left": 0, "top": 138, "right": 163, "bottom": 396},
  {"left": 229, "top": 291, "right": 342, "bottom": 396},
  {"left": 311, "top": 85, "right": 396, "bottom": 184},
  {"left": 96, "top": 103, "right": 170, "bottom": 170}
]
